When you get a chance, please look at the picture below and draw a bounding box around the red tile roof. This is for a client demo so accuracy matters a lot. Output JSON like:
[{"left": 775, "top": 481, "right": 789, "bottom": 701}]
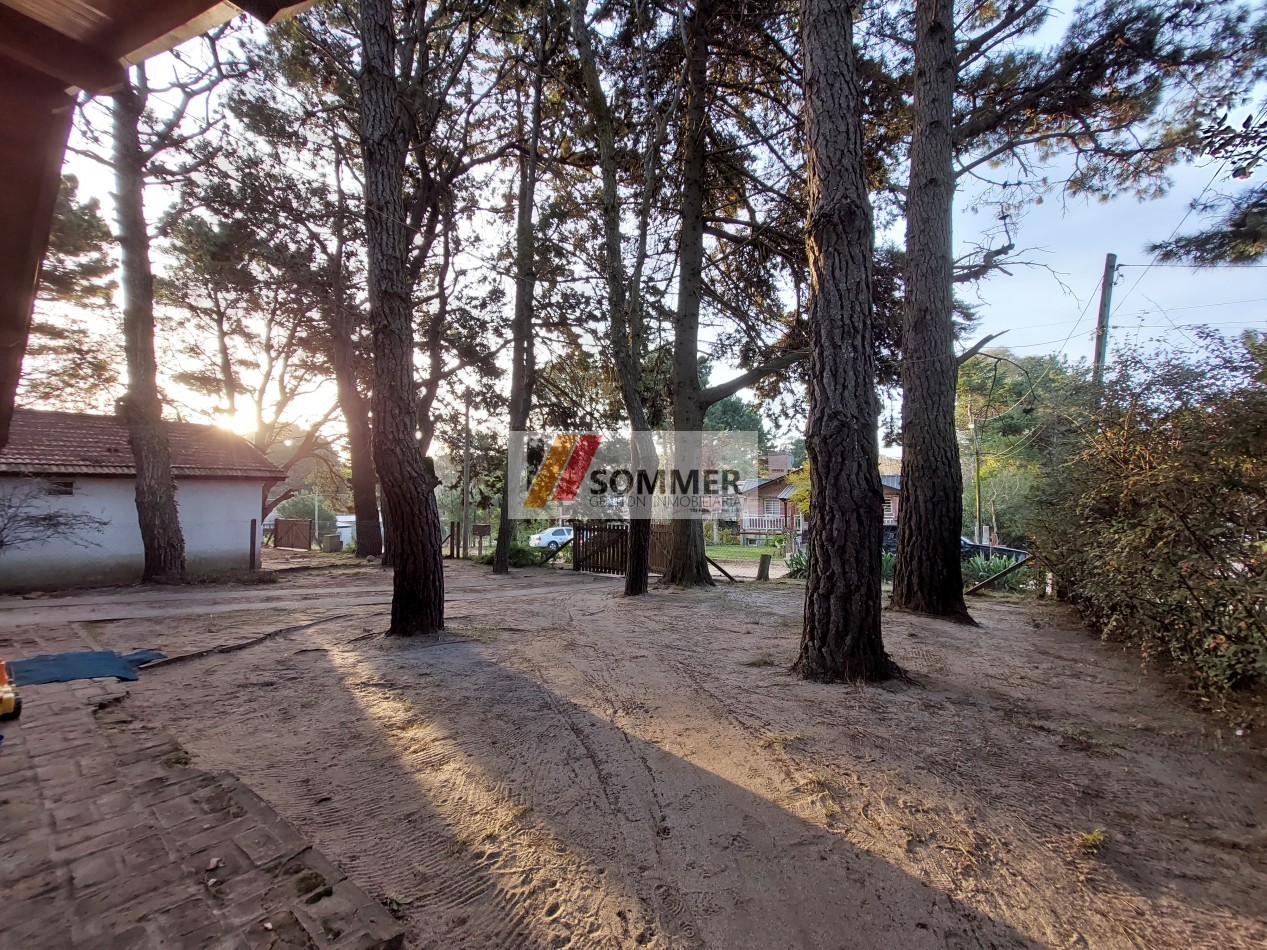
[{"left": 0, "top": 409, "right": 286, "bottom": 482}]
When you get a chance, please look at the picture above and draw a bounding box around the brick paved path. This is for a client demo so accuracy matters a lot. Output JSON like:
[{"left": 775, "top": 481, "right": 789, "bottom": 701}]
[{"left": 0, "top": 662, "right": 402, "bottom": 948}]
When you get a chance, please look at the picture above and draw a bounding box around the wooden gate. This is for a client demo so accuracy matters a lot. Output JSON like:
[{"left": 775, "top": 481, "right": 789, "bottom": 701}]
[
  {"left": 572, "top": 521, "right": 626, "bottom": 575},
  {"left": 274, "top": 518, "right": 312, "bottom": 551},
  {"left": 649, "top": 523, "right": 673, "bottom": 574},
  {"left": 572, "top": 521, "right": 675, "bottom": 575}
]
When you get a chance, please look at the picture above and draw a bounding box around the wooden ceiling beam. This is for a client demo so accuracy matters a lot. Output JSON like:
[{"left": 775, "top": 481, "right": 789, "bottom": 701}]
[
  {"left": 0, "top": 5, "right": 126, "bottom": 92},
  {"left": 0, "top": 56, "right": 75, "bottom": 449},
  {"left": 235, "top": 1, "right": 316, "bottom": 25}
]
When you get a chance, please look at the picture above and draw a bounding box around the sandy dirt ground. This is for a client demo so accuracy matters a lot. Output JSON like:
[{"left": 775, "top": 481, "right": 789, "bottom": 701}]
[{"left": 12, "top": 563, "right": 1265, "bottom": 949}]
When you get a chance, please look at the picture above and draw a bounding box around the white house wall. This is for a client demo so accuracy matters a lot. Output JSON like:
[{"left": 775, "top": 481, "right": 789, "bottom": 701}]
[{"left": 0, "top": 476, "right": 265, "bottom": 591}]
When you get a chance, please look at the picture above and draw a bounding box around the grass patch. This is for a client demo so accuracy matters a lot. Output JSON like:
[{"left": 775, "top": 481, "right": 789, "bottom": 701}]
[
  {"left": 760, "top": 732, "right": 804, "bottom": 752},
  {"left": 706, "top": 544, "right": 780, "bottom": 561},
  {"left": 1074, "top": 828, "right": 1109, "bottom": 855}
]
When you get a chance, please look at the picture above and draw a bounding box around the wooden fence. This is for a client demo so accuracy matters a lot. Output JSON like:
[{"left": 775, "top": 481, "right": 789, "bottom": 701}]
[
  {"left": 572, "top": 521, "right": 674, "bottom": 576},
  {"left": 274, "top": 518, "right": 312, "bottom": 551}
]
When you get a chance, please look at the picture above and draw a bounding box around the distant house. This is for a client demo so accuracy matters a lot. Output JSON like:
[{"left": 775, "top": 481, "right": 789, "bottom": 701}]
[
  {"left": 734, "top": 452, "right": 903, "bottom": 544},
  {"left": 0, "top": 409, "right": 285, "bottom": 590}
]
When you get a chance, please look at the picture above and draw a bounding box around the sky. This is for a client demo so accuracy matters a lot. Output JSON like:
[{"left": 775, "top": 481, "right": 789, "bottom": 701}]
[
  {"left": 50, "top": 13, "right": 1265, "bottom": 449},
  {"left": 953, "top": 160, "right": 1265, "bottom": 368}
]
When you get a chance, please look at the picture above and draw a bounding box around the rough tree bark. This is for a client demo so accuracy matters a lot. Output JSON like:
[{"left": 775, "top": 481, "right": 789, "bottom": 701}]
[
  {"left": 664, "top": 0, "right": 714, "bottom": 589},
  {"left": 357, "top": 0, "right": 444, "bottom": 634},
  {"left": 495, "top": 31, "right": 546, "bottom": 576},
  {"left": 329, "top": 306, "right": 382, "bottom": 559},
  {"left": 571, "top": 0, "right": 655, "bottom": 595},
  {"left": 113, "top": 77, "right": 186, "bottom": 584},
  {"left": 890, "top": 0, "right": 973, "bottom": 623},
  {"left": 792, "top": 0, "right": 897, "bottom": 683},
  {"left": 329, "top": 149, "right": 382, "bottom": 559}
]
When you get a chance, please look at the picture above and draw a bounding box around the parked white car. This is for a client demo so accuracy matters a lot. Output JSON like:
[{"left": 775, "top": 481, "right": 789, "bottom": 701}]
[{"left": 529, "top": 526, "right": 573, "bottom": 551}]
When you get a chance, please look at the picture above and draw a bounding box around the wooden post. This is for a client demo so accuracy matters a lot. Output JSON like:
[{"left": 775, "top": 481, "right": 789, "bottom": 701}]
[
  {"left": 249, "top": 518, "right": 258, "bottom": 571},
  {"left": 460, "top": 388, "right": 471, "bottom": 559},
  {"left": 1091, "top": 252, "right": 1116, "bottom": 406},
  {"left": 756, "top": 553, "right": 772, "bottom": 581}
]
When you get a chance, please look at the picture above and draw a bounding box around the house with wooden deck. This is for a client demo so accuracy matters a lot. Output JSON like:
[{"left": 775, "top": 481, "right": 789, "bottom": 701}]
[{"left": 733, "top": 453, "right": 903, "bottom": 544}]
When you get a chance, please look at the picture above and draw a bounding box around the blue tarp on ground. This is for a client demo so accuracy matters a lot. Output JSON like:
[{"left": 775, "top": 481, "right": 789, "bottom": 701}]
[{"left": 8, "top": 650, "right": 167, "bottom": 686}]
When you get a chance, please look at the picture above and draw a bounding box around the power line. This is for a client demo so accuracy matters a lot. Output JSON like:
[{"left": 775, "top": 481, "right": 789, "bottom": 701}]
[
  {"left": 1110, "top": 161, "right": 1228, "bottom": 318},
  {"left": 1112, "top": 99, "right": 1267, "bottom": 311},
  {"left": 1110, "top": 321, "right": 1265, "bottom": 331},
  {"left": 1136, "top": 296, "right": 1267, "bottom": 312},
  {"left": 1117, "top": 262, "right": 1267, "bottom": 269},
  {"left": 971, "top": 275, "right": 1103, "bottom": 418}
]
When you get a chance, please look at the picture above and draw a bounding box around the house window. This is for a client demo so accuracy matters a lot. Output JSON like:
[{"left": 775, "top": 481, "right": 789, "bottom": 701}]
[
  {"left": 45, "top": 480, "right": 74, "bottom": 496},
  {"left": 763, "top": 498, "right": 780, "bottom": 517},
  {"left": 883, "top": 497, "right": 895, "bottom": 522}
]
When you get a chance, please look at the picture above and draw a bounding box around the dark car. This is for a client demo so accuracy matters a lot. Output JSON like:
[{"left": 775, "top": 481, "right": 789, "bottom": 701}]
[
  {"left": 882, "top": 524, "right": 1028, "bottom": 561},
  {"left": 882, "top": 524, "right": 898, "bottom": 552},
  {"left": 959, "top": 536, "right": 1029, "bottom": 561}
]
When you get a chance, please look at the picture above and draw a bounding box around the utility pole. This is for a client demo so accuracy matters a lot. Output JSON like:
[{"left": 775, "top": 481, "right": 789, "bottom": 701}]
[
  {"left": 969, "top": 415, "right": 982, "bottom": 545},
  {"left": 1091, "top": 252, "right": 1117, "bottom": 406},
  {"left": 460, "top": 389, "right": 472, "bottom": 559}
]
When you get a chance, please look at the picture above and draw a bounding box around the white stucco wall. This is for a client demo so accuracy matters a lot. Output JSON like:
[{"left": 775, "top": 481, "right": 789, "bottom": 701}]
[{"left": 0, "top": 476, "right": 266, "bottom": 591}]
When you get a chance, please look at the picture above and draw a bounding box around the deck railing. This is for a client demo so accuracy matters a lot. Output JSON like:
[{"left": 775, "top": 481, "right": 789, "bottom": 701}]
[{"left": 741, "top": 515, "right": 803, "bottom": 533}]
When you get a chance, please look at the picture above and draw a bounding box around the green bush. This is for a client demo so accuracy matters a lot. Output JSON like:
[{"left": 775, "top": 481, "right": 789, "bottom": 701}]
[
  {"left": 473, "top": 543, "right": 544, "bottom": 567},
  {"left": 880, "top": 550, "right": 897, "bottom": 582},
  {"left": 784, "top": 550, "right": 808, "bottom": 579},
  {"left": 1029, "top": 336, "right": 1267, "bottom": 698},
  {"left": 961, "top": 554, "right": 1032, "bottom": 592}
]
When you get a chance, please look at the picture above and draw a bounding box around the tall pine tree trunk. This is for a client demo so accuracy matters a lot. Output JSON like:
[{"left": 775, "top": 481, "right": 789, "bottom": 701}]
[
  {"left": 571, "top": 0, "right": 653, "bottom": 595},
  {"left": 330, "top": 323, "right": 381, "bottom": 558},
  {"left": 358, "top": 0, "right": 443, "bottom": 634},
  {"left": 890, "top": 0, "right": 972, "bottom": 623},
  {"left": 664, "top": 0, "right": 714, "bottom": 589},
  {"left": 495, "top": 43, "right": 545, "bottom": 576},
  {"left": 792, "top": 0, "right": 896, "bottom": 683},
  {"left": 113, "top": 78, "right": 186, "bottom": 584},
  {"left": 329, "top": 145, "right": 382, "bottom": 560}
]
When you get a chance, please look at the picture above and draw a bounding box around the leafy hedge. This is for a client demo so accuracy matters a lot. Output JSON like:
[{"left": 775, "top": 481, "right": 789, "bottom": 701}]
[
  {"left": 962, "top": 554, "right": 1032, "bottom": 592},
  {"left": 1029, "top": 337, "right": 1267, "bottom": 697},
  {"left": 473, "top": 543, "right": 546, "bottom": 567}
]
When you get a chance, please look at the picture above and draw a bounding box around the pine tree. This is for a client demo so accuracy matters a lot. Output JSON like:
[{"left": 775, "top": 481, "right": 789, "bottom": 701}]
[{"left": 793, "top": 0, "right": 897, "bottom": 682}]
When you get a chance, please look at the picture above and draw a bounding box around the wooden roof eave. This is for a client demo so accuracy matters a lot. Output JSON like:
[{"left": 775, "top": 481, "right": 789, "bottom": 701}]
[{"left": 0, "top": 0, "right": 311, "bottom": 449}]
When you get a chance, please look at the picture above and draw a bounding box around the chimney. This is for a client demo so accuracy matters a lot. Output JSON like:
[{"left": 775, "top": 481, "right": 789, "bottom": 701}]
[{"left": 767, "top": 452, "right": 793, "bottom": 478}]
